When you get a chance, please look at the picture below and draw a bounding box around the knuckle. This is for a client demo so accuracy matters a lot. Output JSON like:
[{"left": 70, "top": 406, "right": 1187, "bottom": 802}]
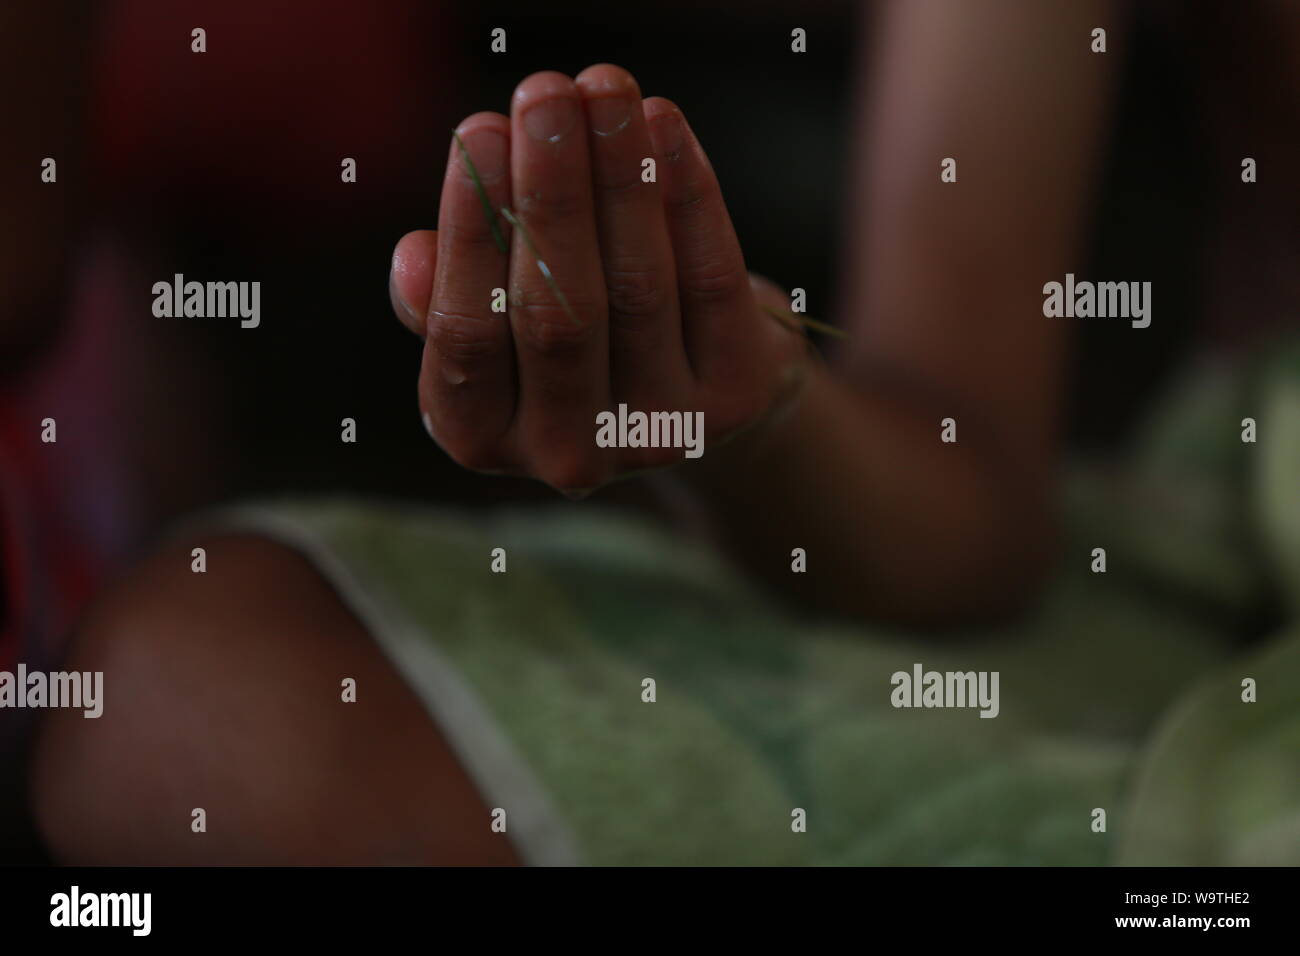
[
  {"left": 516, "top": 188, "right": 588, "bottom": 224},
  {"left": 512, "top": 291, "right": 599, "bottom": 355},
  {"left": 594, "top": 173, "right": 645, "bottom": 202},
  {"left": 666, "top": 174, "right": 718, "bottom": 211},
  {"left": 427, "top": 310, "right": 500, "bottom": 363},
  {"left": 605, "top": 259, "right": 666, "bottom": 323},
  {"left": 442, "top": 218, "right": 506, "bottom": 250},
  {"left": 681, "top": 256, "right": 747, "bottom": 304}
]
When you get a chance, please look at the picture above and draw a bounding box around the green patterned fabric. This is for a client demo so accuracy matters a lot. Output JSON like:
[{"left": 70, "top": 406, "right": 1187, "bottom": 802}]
[{"left": 207, "top": 336, "right": 1300, "bottom": 865}]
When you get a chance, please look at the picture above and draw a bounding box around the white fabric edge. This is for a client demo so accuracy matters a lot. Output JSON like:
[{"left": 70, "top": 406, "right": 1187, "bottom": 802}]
[{"left": 178, "top": 505, "right": 582, "bottom": 867}]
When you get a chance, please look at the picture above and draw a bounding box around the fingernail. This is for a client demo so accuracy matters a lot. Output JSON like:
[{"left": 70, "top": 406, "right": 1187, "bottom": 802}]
[
  {"left": 456, "top": 128, "right": 508, "bottom": 181},
  {"left": 523, "top": 96, "right": 579, "bottom": 143},
  {"left": 389, "top": 266, "right": 420, "bottom": 325},
  {"left": 586, "top": 95, "right": 632, "bottom": 136},
  {"left": 421, "top": 411, "right": 435, "bottom": 439}
]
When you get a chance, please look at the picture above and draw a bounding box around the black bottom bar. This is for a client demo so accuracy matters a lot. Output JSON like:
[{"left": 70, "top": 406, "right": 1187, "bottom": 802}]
[{"left": 0, "top": 865, "right": 1284, "bottom": 943}]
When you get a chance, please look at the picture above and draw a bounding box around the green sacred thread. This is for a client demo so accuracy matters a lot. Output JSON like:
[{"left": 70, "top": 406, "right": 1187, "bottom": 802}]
[
  {"left": 452, "top": 130, "right": 508, "bottom": 254},
  {"left": 455, "top": 129, "right": 841, "bottom": 339},
  {"left": 500, "top": 206, "right": 582, "bottom": 329}
]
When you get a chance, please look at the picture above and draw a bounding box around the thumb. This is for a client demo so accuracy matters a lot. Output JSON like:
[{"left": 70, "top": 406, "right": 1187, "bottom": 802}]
[{"left": 389, "top": 230, "right": 438, "bottom": 337}]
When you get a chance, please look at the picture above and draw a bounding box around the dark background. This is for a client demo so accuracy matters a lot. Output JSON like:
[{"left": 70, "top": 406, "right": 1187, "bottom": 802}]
[{"left": 64, "top": 0, "right": 1219, "bottom": 520}]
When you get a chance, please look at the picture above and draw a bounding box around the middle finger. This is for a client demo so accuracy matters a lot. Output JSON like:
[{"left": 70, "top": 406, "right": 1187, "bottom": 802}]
[{"left": 507, "top": 71, "right": 611, "bottom": 489}]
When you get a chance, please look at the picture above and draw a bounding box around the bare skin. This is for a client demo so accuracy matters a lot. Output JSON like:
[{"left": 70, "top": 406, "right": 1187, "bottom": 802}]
[
  {"left": 391, "top": 1, "right": 1121, "bottom": 626},
  {"left": 30, "top": 534, "right": 517, "bottom": 865}
]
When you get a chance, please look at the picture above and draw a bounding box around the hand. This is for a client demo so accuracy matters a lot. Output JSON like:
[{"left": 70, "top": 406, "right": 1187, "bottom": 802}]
[{"left": 389, "top": 65, "right": 808, "bottom": 496}]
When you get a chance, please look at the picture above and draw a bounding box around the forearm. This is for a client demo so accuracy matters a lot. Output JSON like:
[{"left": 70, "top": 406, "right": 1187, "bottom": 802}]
[
  {"left": 683, "top": 0, "right": 1119, "bottom": 627},
  {"left": 672, "top": 357, "right": 1058, "bottom": 627}
]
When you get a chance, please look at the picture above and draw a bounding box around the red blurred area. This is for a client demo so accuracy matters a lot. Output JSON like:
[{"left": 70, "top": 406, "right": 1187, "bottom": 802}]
[
  {"left": 2, "top": 0, "right": 464, "bottom": 691},
  {"left": 89, "top": 0, "right": 458, "bottom": 235}
]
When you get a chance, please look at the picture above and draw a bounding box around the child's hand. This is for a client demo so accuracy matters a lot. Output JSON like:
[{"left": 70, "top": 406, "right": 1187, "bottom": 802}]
[{"left": 390, "top": 65, "right": 807, "bottom": 496}]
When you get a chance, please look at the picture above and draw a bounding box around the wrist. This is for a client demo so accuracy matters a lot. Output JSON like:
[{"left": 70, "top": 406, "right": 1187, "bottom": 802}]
[{"left": 678, "top": 352, "right": 821, "bottom": 492}]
